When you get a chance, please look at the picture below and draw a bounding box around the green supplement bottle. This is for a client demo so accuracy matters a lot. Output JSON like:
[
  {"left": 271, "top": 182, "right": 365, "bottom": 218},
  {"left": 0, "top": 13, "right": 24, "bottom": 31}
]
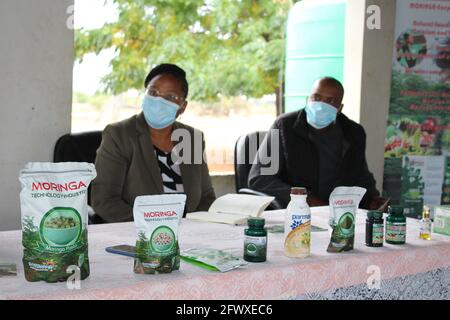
[
  {"left": 244, "top": 217, "right": 267, "bottom": 262},
  {"left": 385, "top": 205, "right": 406, "bottom": 245},
  {"left": 366, "top": 211, "right": 384, "bottom": 247}
]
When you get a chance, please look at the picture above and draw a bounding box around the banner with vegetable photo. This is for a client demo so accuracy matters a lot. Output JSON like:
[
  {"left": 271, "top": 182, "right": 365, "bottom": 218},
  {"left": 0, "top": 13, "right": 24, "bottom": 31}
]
[
  {"left": 383, "top": 0, "right": 450, "bottom": 217},
  {"left": 385, "top": 114, "right": 447, "bottom": 158}
]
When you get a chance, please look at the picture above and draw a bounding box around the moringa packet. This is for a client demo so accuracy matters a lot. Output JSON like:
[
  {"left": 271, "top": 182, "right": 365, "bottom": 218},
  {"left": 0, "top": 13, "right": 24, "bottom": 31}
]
[
  {"left": 133, "top": 194, "right": 186, "bottom": 274},
  {"left": 19, "top": 162, "right": 96, "bottom": 282},
  {"left": 180, "top": 248, "right": 247, "bottom": 272},
  {"left": 327, "top": 186, "right": 367, "bottom": 253}
]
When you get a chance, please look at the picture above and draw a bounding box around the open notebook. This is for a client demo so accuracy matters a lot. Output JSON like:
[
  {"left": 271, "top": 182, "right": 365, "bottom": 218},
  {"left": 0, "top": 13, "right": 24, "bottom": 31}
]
[{"left": 186, "top": 194, "right": 275, "bottom": 225}]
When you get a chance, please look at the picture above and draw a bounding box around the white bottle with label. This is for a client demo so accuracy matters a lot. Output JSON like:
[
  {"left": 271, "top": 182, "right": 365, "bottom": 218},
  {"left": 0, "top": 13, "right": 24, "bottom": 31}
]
[{"left": 284, "top": 187, "right": 311, "bottom": 258}]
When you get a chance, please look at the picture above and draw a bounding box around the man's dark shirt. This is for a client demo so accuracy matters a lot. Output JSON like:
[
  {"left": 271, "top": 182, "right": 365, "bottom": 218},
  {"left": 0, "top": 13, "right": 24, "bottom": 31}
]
[{"left": 309, "top": 122, "right": 344, "bottom": 201}]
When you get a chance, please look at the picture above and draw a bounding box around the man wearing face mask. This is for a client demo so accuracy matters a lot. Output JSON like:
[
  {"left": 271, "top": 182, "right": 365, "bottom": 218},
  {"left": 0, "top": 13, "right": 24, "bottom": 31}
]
[
  {"left": 248, "top": 77, "right": 387, "bottom": 210},
  {"left": 91, "top": 63, "right": 216, "bottom": 223}
]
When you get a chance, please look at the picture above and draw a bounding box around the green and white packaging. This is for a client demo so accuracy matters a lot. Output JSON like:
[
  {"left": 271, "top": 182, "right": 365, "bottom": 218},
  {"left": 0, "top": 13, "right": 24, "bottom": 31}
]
[
  {"left": 19, "top": 162, "right": 96, "bottom": 283},
  {"left": 327, "top": 186, "right": 367, "bottom": 253},
  {"left": 180, "top": 248, "right": 247, "bottom": 272},
  {"left": 433, "top": 206, "right": 450, "bottom": 236},
  {"left": 133, "top": 194, "right": 186, "bottom": 274}
]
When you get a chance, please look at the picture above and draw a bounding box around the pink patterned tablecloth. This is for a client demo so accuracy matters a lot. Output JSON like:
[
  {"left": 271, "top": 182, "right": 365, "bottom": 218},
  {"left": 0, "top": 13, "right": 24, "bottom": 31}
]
[{"left": 1, "top": 207, "right": 449, "bottom": 300}]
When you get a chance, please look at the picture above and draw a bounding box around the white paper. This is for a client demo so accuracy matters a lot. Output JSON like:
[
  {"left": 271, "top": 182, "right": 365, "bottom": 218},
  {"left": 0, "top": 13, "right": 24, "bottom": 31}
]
[{"left": 186, "top": 194, "right": 275, "bottom": 225}]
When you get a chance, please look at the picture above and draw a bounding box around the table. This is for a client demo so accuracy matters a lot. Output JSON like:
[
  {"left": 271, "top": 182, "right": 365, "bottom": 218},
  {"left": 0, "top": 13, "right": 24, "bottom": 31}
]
[{"left": 1, "top": 207, "right": 450, "bottom": 300}]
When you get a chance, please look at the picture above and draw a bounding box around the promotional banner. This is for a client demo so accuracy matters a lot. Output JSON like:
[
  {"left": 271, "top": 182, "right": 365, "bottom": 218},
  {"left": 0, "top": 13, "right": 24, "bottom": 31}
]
[{"left": 383, "top": 0, "right": 450, "bottom": 218}]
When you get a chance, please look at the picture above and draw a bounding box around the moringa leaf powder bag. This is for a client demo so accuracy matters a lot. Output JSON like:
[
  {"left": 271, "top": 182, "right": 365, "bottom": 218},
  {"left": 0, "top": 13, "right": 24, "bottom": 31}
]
[
  {"left": 19, "top": 162, "right": 96, "bottom": 282},
  {"left": 133, "top": 194, "right": 186, "bottom": 274},
  {"left": 327, "top": 186, "right": 367, "bottom": 253}
]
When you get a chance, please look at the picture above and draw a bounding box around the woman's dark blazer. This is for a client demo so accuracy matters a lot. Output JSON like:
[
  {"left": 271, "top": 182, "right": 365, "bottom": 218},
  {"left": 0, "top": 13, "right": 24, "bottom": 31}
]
[{"left": 91, "top": 112, "right": 216, "bottom": 222}]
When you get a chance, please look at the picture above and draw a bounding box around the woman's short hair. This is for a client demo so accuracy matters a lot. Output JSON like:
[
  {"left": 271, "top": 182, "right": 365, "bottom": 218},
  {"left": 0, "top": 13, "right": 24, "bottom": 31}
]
[{"left": 144, "top": 63, "right": 189, "bottom": 98}]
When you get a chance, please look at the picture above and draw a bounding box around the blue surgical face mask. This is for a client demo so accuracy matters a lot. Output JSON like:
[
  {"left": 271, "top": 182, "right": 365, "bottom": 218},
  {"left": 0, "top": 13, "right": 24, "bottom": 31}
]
[
  {"left": 142, "top": 94, "right": 180, "bottom": 129},
  {"left": 305, "top": 101, "right": 338, "bottom": 129}
]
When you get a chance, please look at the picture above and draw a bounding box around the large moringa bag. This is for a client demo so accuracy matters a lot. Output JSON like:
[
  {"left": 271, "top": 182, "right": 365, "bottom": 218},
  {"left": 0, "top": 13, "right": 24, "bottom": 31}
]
[{"left": 19, "top": 162, "right": 96, "bottom": 282}]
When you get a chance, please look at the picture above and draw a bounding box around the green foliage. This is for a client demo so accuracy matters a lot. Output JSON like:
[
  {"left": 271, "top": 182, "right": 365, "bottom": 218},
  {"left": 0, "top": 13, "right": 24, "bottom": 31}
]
[
  {"left": 75, "top": 0, "right": 298, "bottom": 100},
  {"left": 134, "top": 239, "right": 180, "bottom": 274},
  {"left": 389, "top": 70, "right": 449, "bottom": 116},
  {"left": 22, "top": 216, "right": 38, "bottom": 233},
  {"left": 137, "top": 231, "right": 147, "bottom": 242},
  {"left": 22, "top": 216, "right": 40, "bottom": 249},
  {"left": 23, "top": 228, "right": 90, "bottom": 283}
]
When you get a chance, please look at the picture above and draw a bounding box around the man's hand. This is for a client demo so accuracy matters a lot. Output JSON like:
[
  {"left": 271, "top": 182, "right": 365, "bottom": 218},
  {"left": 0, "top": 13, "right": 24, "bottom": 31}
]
[
  {"left": 307, "top": 196, "right": 328, "bottom": 207},
  {"left": 368, "top": 196, "right": 390, "bottom": 212}
]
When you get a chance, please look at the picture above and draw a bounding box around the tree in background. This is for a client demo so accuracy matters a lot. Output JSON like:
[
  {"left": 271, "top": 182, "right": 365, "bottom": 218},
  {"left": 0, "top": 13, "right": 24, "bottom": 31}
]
[{"left": 75, "top": 0, "right": 299, "bottom": 101}]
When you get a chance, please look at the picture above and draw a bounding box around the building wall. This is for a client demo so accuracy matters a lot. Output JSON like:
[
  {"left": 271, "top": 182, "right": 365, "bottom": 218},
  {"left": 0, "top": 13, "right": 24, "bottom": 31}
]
[
  {"left": 0, "top": 0, "right": 74, "bottom": 231},
  {"left": 344, "top": 0, "right": 396, "bottom": 193}
]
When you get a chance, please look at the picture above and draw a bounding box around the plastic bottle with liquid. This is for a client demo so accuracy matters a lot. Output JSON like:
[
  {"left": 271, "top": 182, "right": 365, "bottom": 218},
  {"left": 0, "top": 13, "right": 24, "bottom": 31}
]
[
  {"left": 284, "top": 187, "right": 311, "bottom": 258},
  {"left": 419, "top": 206, "right": 432, "bottom": 241}
]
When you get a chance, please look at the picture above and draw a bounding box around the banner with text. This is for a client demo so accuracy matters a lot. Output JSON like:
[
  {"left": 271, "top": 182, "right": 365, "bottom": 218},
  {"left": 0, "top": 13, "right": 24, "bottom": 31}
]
[{"left": 383, "top": 0, "right": 450, "bottom": 218}]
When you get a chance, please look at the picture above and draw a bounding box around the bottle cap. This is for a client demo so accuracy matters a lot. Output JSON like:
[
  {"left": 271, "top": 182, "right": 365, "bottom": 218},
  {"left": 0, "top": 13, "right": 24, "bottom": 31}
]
[
  {"left": 291, "top": 187, "right": 307, "bottom": 195},
  {"left": 422, "top": 206, "right": 430, "bottom": 218},
  {"left": 388, "top": 205, "right": 404, "bottom": 215},
  {"left": 248, "top": 217, "right": 265, "bottom": 228},
  {"left": 367, "top": 211, "right": 383, "bottom": 219}
]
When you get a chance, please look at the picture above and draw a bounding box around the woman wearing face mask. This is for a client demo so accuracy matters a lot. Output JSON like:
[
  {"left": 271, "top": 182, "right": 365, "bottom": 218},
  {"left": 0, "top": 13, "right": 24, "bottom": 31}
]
[{"left": 91, "top": 63, "right": 216, "bottom": 223}]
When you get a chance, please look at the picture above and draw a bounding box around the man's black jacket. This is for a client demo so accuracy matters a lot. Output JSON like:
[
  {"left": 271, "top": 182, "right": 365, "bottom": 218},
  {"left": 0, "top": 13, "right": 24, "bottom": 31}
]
[{"left": 247, "top": 110, "right": 380, "bottom": 209}]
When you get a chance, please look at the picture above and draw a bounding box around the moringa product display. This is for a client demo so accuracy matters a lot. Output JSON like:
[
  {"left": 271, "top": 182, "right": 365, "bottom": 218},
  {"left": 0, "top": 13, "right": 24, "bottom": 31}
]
[
  {"left": 327, "top": 186, "right": 367, "bottom": 253},
  {"left": 133, "top": 194, "right": 186, "bottom": 274},
  {"left": 181, "top": 248, "right": 248, "bottom": 272},
  {"left": 19, "top": 162, "right": 96, "bottom": 283}
]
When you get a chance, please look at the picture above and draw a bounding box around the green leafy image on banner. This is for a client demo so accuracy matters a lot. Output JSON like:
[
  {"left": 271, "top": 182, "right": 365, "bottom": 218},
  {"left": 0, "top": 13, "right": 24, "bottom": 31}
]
[
  {"left": 442, "top": 157, "right": 450, "bottom": 205},
  {"left": 398, "top": 156, "right": 446, "bottom": 218},
  {"left": 400, "top": 156, "right": 425, "bottom": 218}
]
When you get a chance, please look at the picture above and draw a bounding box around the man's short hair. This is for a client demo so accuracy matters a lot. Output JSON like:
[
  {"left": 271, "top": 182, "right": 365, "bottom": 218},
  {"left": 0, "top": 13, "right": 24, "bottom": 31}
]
[
  {"left": 317, "top": 76, "right": 344, "bottom": 97},
  {"left": 144, "top": 63, "right": 189, "bottom": 98}
]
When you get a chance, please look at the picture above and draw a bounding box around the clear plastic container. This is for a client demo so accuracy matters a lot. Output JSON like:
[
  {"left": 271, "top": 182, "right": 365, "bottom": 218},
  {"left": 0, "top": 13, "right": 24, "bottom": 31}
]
[{"left": 284, "top": 187, "right": 311, "bottom": 258}]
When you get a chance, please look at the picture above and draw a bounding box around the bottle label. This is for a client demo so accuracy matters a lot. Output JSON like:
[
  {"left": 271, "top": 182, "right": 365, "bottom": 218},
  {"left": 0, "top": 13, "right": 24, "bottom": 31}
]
[
  {"left": 372, "top": 223, "right": 384, "bottom": 244},
  {"left": 244, "top": 236, "right": 267, "bottom": 257},
  {"left": 284, "top": 208, "right": 311, "bottom": 256},
  {"left": 420, "top": 220, "right": 432, "bottom": 235},
  {"left": 386, "top": 222, "right": 406, "bottom": 242},
  {"left": 287, "top": 213, "right": 311, "bottom": 232}
]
